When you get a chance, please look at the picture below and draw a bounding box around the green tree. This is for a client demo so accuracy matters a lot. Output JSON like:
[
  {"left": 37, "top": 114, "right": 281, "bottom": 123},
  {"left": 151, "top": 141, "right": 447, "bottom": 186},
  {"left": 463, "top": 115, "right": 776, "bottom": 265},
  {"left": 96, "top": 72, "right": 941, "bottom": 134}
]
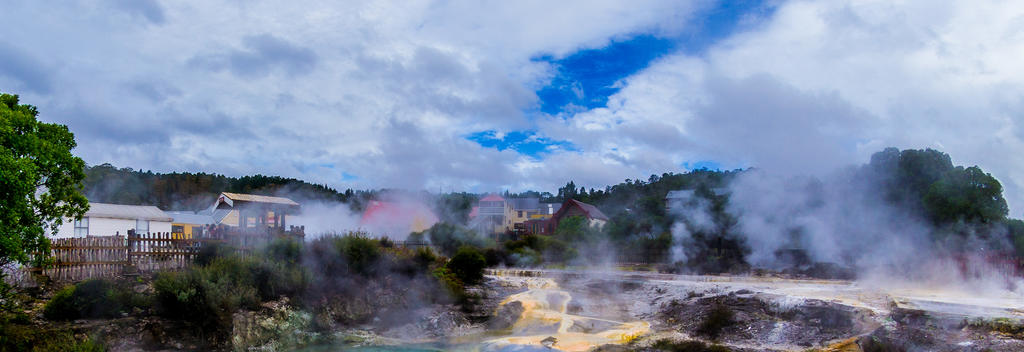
[
  {"left": 924, "top": 166, "right": 1008, "bottom": 225},
  {"left": 0, "top": 93, "right": 88, "bottom": 270},
  {"left": 446, "top": 246, "right": 487, "bottom": 285}
]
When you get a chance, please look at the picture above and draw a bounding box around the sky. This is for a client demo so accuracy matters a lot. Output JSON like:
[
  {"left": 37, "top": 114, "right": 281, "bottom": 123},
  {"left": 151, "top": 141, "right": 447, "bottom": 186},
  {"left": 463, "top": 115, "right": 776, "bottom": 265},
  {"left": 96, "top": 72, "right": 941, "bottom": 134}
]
[{"left": 2, "top": 0, "right": 1024, "bottom": 215}]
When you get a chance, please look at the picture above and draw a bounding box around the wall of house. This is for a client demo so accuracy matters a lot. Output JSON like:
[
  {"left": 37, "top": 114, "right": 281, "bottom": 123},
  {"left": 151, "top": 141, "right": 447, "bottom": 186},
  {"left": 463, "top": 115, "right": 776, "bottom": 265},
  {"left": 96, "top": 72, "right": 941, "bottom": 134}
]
[{"left": 51, "top": 217, "right": 171, "bottom": 238}]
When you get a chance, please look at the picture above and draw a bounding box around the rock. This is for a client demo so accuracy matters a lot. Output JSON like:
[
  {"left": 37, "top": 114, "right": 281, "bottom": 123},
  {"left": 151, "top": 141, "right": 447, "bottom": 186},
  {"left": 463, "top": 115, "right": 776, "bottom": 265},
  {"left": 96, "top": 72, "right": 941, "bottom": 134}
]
[
  {"left": 541, "top": 336, "right": 557, "bottom": 348},
  {"left": 489, "top": 300, "right": 524, "bottom": 330}
]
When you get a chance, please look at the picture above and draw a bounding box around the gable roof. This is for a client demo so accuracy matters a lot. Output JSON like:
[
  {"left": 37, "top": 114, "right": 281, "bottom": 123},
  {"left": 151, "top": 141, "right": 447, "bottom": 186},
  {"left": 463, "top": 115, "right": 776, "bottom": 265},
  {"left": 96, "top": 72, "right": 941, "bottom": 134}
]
[
  {"left": 86, "top": 203, "right": 173, "bottom": 222},
  {"left": 219, "top": 192, "right": 299, "bottom": 206},
  {"left": 480, "top": 194, "right": 505, "bottom": 202},
  {"left": 553, "top": 199, "right": 609, "bottom": 221}
]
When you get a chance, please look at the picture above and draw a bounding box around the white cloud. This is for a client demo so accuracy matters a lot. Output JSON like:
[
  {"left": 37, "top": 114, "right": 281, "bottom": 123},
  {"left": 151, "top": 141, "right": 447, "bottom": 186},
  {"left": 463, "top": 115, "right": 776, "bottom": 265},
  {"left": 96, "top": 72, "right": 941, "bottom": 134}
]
[
  {"left": 4, "top": 0, "right": 1024, "bottom": 216},
  {"left": 540, "top": 0, "right": 1024, "bottom": 214}
]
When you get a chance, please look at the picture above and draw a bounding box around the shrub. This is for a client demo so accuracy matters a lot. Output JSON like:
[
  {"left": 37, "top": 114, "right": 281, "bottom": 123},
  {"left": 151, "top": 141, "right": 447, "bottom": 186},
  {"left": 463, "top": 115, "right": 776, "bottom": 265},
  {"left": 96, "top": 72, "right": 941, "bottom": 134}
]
[
  {"left": 697, "top": 304, "right": 735, "bottom": 340},
  {"left": 250, "top": 260, "right": 308, "bottom": 300},
  {"left": 413, "top": 247, "right": 438, "bottom": 268},
  {"left": 0, "top": 321, "right": 105, "bottom": 352},
  {"left": 195, "top": 242, "right": 234, "bottom": 266},
  {"left": 425, "top": 223, "right": 489, "bottom": 256},
  {"left": 264, "top": 238, "right": 303, "bottom": 265},
  {"left": 153, "top": 257, "right": 260, "bottom": 331},
  {"left": 447, "top": 246, "right": 487, "bottom": 285},
  {"left": 335, "top": 235, "right": 381, "bottom": 276},
  {"left": 650, "top": 339, "right": 731, "bottom": 352},
  {"left": 43, "top": 279, "right": 141, "bottom": 320}
]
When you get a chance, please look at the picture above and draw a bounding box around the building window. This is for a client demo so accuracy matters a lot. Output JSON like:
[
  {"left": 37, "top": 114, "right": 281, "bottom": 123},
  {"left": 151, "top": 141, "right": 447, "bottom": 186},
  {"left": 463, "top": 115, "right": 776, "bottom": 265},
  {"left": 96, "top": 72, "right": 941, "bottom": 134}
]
[
  {"left": 136, "top": 219, "right": 149, "bottom": 234},
  {"left": 74, "top": 217, "right": 89, "bottom": 237},
  {"left": 172, "top": 225, "right": 184, "bottom": 233},
  {"left": 518, "top": 211, "right": 523, "bottom": 218}
]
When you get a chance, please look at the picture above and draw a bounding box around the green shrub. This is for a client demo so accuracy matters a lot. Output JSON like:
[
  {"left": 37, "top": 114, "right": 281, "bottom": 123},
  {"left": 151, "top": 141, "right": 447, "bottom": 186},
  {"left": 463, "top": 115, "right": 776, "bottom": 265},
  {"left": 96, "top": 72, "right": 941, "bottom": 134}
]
[
  {"left": 153, "top": 257, "right": 260, "bottom": 331},
  {"left": 43, "top": 286, "right": 78, "bottom": 320},
  {"left": 195, "top": 242, "right": 234, "bottom": 266},
  {"left": 413, "top": 247, "right": 438, "bottom": 268},
  {"left": 334, "top": 235, "right": 381, "bottom": 276},
  {"left": 425, "top": 223, "right": 489, "bottom": 256},
  {"left": 0, "top": 322, "right": 105, "bottom": 352},
  {"left": 447, "top": 246, "right": 487, "bottom": 285},
  {"left": 431, "top": 266, "right": 465, "bottom": 302},
  {"left": 264, "top": 238, "right": 303, "bottom": 265},
  {"left": 250, "top": 260, "right": 308, "bottom": 300},
  {"left": 697, "top": 304, "right": 735, "bottom": 340},
  {"left": 43, "top": 279, "right": 139, "bottom": 320},
  {"left": 650, "top": 339, "right": 731, "bottom": 352}
]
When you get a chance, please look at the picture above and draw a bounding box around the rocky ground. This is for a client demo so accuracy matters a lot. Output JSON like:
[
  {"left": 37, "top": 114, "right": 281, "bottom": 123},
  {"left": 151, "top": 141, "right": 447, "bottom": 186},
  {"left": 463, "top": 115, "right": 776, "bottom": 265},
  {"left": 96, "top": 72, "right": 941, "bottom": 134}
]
[
  {"left": 507, "top": 269, "right": 1024, "bottom": 352},
  {"left": 10, "top": 269, "right": 1024, "bottom": 351}
]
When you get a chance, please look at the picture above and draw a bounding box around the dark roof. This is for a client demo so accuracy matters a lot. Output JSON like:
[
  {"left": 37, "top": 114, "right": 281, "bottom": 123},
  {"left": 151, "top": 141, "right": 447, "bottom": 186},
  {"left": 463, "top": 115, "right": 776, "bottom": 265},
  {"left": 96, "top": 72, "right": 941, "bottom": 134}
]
[
  {"left": 508, "top": 197, "right": 539, "bottom": 211},
  {"left": 554, "top": 199, "right": 609, "bottom": 221}
]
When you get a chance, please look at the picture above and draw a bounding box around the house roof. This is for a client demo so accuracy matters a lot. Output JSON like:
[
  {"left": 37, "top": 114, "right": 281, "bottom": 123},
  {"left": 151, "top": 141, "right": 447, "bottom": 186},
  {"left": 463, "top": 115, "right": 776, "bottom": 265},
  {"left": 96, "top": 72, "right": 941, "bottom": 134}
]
[
  {"left": 166, "top": 211, "right": 217, "bottom": 225},
  {"left": 85, "top": 203, "right": 173, "bottom": 222},
  {"left": 219, "top": 192, "right": 299, "bottom": 206},
  {"left": 480, "top": 194, "right": 505, "bottom": 202},
  {"left": 554, "top": 199, "right": 609, "bottom": 221},
  {"left": 508, "top": 197, "right": 539, "bottom": 211}
]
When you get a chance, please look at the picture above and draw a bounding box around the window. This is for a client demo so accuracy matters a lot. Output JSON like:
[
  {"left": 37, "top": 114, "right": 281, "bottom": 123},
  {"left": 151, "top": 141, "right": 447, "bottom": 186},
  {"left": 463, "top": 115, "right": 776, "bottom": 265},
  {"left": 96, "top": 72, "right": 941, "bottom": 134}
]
[
  {"left": 518, "top": 211, "right": 523, "bottom": 218},
  {"left": 74, "top": 217, "right": 89, "bottom": 237},
  {"left": 136, "top": 219, "right": 149, "bottom": 234},
  {"left": 192, "top": 226, "right": 203, "bottom": 237},
  {"left": 172, "top": 225, "right": 184, "bottom": 233}
]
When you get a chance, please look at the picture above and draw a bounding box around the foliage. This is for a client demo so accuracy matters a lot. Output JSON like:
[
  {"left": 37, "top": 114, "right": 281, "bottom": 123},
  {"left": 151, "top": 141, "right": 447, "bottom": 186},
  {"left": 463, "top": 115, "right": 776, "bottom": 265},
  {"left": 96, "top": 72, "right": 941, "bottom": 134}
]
[
  {"left": 152, "top": 245, "right": 307, "bottom": 332},
  {"left": 0, "top": 93, "right": 89, "bottom": 270},
  {"left": 43, "top": 279, "right": 148, "bottom": 320},
  {"left": 81, "top": 163, "right": 362, "bottom": 211},
  {"left": 502, "top": 234, "right": 577, "bottom": 265},
  {"left": 334, "top": 234, "right": 381, "bottom": 276},
  {"left": 422, "top": 222, "right": 490, "bottom": 256},
  {"left": 1010, "top": 219, "right": 1024, "bottom": 257},
  {"left": 447, "top": 246, "right": 487, "bottom": 285},
  {"left": 696, "top": 304, "right": 735, "bottom": 340},
  {"left": 153, "top": 258, "right": 260, "bottom": 331},
  {"left": 923, "top": 166, "right": 1007, "bottom": 225},
  {"left": 648, "top": 339, "right": 732, "bottom": 352},
  {"left": 0, "top": 320, "right": 105, "bottom": 352}
]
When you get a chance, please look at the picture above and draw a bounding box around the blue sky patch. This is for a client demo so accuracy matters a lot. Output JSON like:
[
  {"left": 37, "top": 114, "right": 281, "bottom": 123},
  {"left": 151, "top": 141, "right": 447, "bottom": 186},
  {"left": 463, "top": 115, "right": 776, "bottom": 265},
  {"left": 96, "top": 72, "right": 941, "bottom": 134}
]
[
  {"left": 683, "top": 160, "right": 723, "bottom": 171},
  {"left": 467, "top": 130, "right": 575, "bottom": 158},
  {"left": 341, "top": 172, "right": 359, "bottom": 181},
  {"left": 533, "top": 1, "right": 774, "bottom": 117},
  {"left": 534, "top": 35, "right": 674, "bottom": 115}
]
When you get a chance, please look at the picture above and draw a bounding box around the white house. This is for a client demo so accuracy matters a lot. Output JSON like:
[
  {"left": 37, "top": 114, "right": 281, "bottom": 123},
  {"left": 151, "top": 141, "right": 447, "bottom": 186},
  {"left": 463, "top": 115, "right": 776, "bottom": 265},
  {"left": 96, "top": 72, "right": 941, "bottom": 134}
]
[{"left": 51, "top": 203, "right": 173, "bottom": 238}]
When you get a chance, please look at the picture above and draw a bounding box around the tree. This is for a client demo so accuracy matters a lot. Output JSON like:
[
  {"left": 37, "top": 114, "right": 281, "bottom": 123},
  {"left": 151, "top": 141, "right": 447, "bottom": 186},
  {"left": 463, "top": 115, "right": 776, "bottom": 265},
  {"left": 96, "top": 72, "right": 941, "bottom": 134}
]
[
  {"left": 0, "top": 93, "right": 88, "bottom": 270},
  {"left": 924, "top": 166, "right": 1008, "bottom": 225}
]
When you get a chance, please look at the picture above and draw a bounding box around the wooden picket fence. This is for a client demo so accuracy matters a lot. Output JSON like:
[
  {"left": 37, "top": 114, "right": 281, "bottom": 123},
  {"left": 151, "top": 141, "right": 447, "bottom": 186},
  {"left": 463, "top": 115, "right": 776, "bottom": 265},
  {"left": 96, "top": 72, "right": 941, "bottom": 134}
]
[{"left": 31, "top": 230, "right": 302, "bottom": 282}]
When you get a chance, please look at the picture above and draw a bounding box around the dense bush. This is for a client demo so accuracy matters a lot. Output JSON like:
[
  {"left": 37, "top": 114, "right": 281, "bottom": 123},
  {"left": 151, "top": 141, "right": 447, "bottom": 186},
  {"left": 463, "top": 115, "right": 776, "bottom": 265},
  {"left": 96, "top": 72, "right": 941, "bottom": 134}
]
[
  {"left": 502, "top": 234, "right": 578, "bottom": 265},
  {"left": 649, "top": 339, "right": 732, "bottom": 352},
  {"left": 0, "top": 319, "right": 105, "bottom": 352},
  {"left": 152, "top": 253, "right": 306, "bottom": 331},
  {"left": 697, "top": 304, "right": 735, "bottom": 340},
  {"left": 422, "top": 223, "right": 491, "bottom": 256},
  {"left": 44, "top": 279, "right": 146, "bottom": 321},
  {"left": 153, "top": 260, "right": 260, "bottom": 331},
  {"left": 447, "top": 246, "right": 487, "bottom": 285}
]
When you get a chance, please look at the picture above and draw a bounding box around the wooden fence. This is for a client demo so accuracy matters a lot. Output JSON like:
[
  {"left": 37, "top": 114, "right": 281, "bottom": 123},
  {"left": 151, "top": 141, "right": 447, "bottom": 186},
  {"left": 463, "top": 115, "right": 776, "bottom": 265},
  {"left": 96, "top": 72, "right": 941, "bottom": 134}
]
[{"left": 31, "top": 230, "right": 302, "bottom": 282}]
